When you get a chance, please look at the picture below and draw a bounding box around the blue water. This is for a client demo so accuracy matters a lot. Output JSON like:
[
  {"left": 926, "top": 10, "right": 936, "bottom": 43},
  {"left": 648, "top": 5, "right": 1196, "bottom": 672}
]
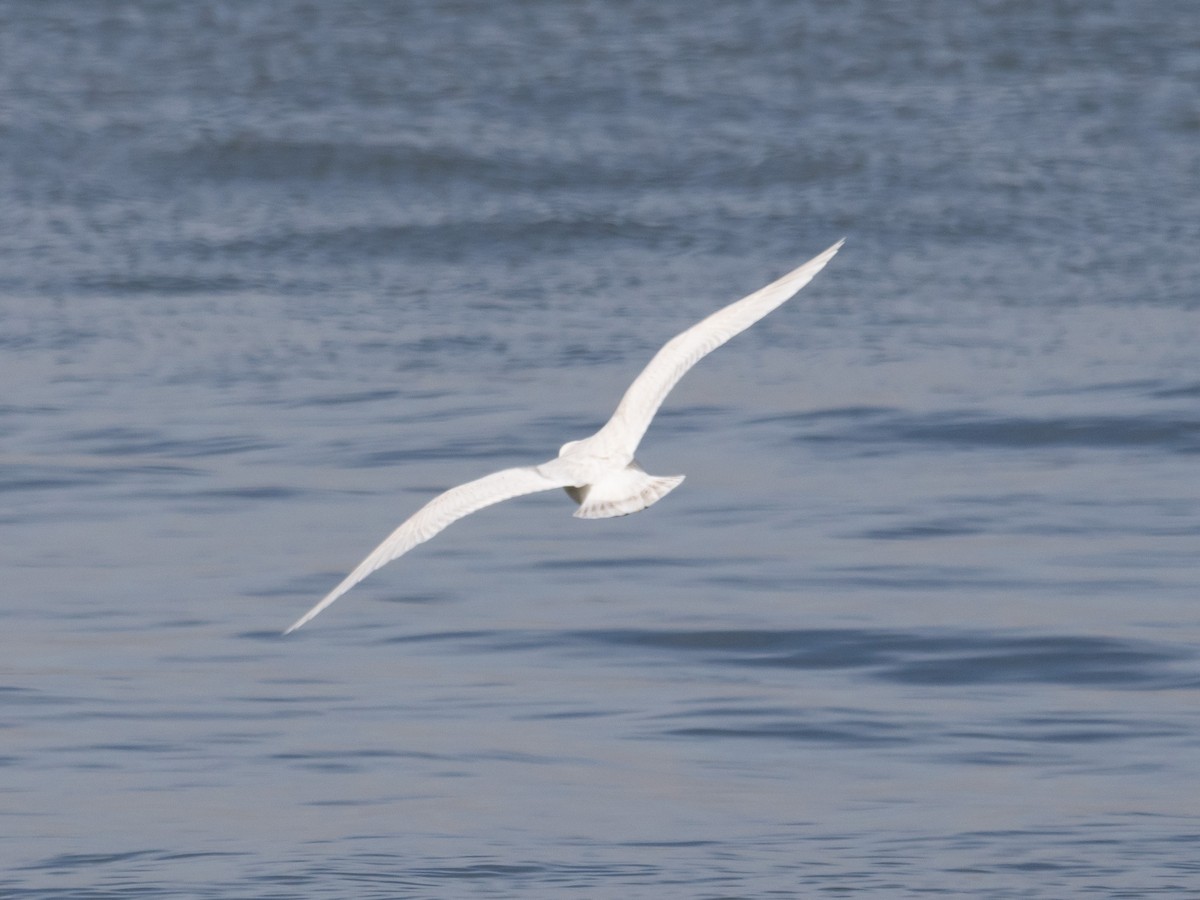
[{"left": 3, "top": 1, "right": 1199, "bottom": 896}]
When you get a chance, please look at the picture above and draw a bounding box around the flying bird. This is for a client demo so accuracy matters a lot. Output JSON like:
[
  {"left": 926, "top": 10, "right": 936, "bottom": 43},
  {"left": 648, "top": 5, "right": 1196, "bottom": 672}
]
[{"left": 285, "top": 239, "right": 843, "bottom": 633}]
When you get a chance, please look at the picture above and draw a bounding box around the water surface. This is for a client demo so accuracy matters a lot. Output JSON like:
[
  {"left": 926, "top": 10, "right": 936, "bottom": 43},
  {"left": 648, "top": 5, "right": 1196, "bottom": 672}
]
[{"left": 2, "top": 1, "right": 1199, "bottom": 896}]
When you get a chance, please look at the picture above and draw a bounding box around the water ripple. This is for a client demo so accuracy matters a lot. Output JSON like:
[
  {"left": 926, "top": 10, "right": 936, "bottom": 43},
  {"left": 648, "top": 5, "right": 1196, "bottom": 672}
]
[
  {"left": 575, "top": 628, "right": 1198, "bottom": 689},
  {"left": 767, "top": 407, "right": 1200, "bottom": 455}
]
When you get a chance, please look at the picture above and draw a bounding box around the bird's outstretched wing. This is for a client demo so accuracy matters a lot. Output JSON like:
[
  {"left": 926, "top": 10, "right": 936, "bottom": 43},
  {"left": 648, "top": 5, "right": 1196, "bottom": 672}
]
[
  {"left": 284, "top": 464, "right": 571, "bottom": 633},
  {"left": 594, "top": 239, "right": 844, "bottom": 456}
]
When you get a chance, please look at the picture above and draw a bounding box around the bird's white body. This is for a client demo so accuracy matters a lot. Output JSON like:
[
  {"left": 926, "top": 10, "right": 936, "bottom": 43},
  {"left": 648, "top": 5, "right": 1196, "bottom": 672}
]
[{"left": 284, "top": 239, "right": 843, "bottom": 633}]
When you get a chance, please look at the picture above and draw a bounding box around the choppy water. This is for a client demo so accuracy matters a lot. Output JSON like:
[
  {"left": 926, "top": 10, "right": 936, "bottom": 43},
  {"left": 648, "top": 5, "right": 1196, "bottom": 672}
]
[{"left": 3, "top": 1, "right": 1199, "bottom": 896}]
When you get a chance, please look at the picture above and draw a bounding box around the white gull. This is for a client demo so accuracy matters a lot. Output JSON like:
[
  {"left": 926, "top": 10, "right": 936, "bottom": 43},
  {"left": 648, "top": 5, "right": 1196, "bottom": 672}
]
[{"left": 285, "top": 239, "right": 843, "bottom": 633}]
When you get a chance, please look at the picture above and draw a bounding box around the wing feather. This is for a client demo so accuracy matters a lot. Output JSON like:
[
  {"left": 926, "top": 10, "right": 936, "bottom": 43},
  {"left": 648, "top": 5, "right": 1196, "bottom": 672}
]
[
  {"left": 284, "top": 464, "right": 568, "bottom": 633},
  {"left": 596, "top": 239, "right": 843, "bottom": 454}
]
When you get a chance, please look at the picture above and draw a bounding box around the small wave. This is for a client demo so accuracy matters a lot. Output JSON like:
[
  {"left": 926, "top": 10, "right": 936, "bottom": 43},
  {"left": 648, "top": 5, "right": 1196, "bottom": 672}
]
[
  {"left": 575, "top": 627, "right": 1197, "bottom": 689},
  {"left": 770, "top": 407, "right": 1200, "bottom": 455}
]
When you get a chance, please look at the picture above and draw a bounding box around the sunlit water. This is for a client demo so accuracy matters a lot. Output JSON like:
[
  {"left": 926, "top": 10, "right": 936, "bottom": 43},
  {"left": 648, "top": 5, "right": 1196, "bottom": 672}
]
[{"left": 3, "top": 1, "right": 1199, "bottom": 896}]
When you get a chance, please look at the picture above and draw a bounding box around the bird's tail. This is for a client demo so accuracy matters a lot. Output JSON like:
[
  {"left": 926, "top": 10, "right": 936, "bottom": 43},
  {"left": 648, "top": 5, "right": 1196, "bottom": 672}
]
[{"left": 569, "top": 462, "right": 685, "bottom": 519}]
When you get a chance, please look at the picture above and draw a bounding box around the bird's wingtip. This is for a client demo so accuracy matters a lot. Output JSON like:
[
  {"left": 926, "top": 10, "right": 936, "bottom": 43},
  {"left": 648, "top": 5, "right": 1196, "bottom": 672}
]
[{"left": 282, "top": 605, "right": 321, "bottom": 635}]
